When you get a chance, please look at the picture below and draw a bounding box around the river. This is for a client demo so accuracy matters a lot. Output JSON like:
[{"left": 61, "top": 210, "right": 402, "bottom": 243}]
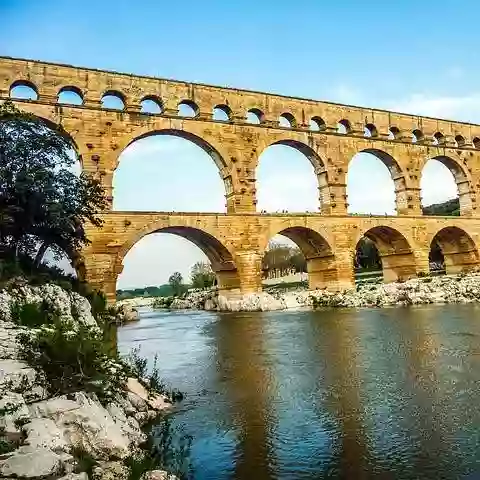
[{"left": 117, "top": 305, "right": 480, "bottom": 479}]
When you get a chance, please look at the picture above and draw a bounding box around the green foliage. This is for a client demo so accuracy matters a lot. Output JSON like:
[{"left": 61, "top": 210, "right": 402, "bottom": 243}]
[
  {"left": 125, "top": 418, "right": 192, "bottom": 480},
  {"left": 168, "top": 272, "right": 185, "bottom": 297},
  {"left": 0, "top": 100, "right": 106, "bottom": 274},
  {"left": 422, "top": 198, "right": 460, "bottom": 216},
  {"left": 117, "top": 284, "right": 176, "bottom": 300},
  {"left": 190, "top": 261, "right": 216, "bottom": 289},
  {"left": 17, "top": 315, "right": 124, "bottom": 404},
  {"left": 262, "top": 241, "right": 306, "bottom": 279},
  {"left": 71, "top": 446, "right": 97, "bottom": 476}
]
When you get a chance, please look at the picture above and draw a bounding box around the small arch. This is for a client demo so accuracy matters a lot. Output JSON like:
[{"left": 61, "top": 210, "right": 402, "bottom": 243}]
[
  {"left": 212, "top": 104, "right": 231, "bottom": 122},
  {"left": 389, "top": 126, "right": 400, "bottom": 140},
  {"left": 9, "top": 80, "right": 38, "bottom": 100},
  {"left": 246, "top": 108, "right": 264, "bottom": 124},
  {"left": 429, "top": 226, "right": 479, "bottom": 275},
  {"left": 178, "top": 100, "right": 199, "bottom": 118},
  {"left": 278, "top": 112, "right": 297, "bottom": 128},
  {"left": 473, "top": 137, "right": 480, "bottom": 149},
  {"left": 433, "top": 131, "right": 445, "bottom": 145},
  {"left": 364, "top": 123, "right": 378, "bottom": 138},
  {"left": 101, "top": 90, "right": 125, "bottom": 110},
  {"left": 263, "top": 226, "right": 339, "bottom": 290},
  {"left": 358, "top": 226, "right": 416, "bottom": 282},
  {"left": 455, "top": 134, "right": 466, "bottom": 148},
  {"left": 337, "top": 119, "right": 351, "bottom": 134},
  {"left": 412, "top": 129, "right": 424, "bottom": 143},
  {"left": 309, "top": 116, "right": 326, "bottom": 132},
  {"left": 57, "top": 86, "right": 83, "bottom": 105},
  {"left": 140, "top": 96, "right": 163, "bottom": 114}
]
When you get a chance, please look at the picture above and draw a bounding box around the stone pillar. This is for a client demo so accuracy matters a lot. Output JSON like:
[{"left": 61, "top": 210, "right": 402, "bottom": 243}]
[
  {"left": 395, "top": 185, "right": 422, "bottom": 215},
  {"left": 319, "top": 182, "right": 348, "bottom": 215},
  {"left": 380, "top": 252, "right": 417, "bottom": 282},
  {"left": 216, "top": 269, "right": 242, "bottom": 300},
  {"left": 307, "top": 255, "right": 342, "bottom": 291},
  {"left": 443, "top": 249, "right": 479, "bottom": 274},
  {"left": 331, "top": 244, "right": 355, "bottom": 291},
  {"left": 457, "top": 179, "right": 473, "bottom": 216},
  {"left": 82, "top": 252, "right": 120, "bottom": 304},
  {"left": 234, "top": 250, "right": 263, "bottom": 294}
]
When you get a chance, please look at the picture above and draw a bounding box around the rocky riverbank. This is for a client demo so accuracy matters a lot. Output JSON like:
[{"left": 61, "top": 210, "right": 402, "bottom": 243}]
[
  {"left": 150, "top": 273, "right": 480, "bottom": 312},
  {"left": 0, "top": 282, "right": 178, "bottom": 480}
]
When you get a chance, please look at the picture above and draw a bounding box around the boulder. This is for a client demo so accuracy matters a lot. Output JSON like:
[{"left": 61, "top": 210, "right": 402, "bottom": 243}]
[
  {"left": 0, "top": 446, "right": 65, "bottom": 478},
  {"left": 141, "top": 470, "right": 179, "bottom": 480},
  {"left": 0, "top": 359, "right": 37, "bottom": 395},
  {"left": 92, "top": 460, "right": 130, "bottom": 480},
  {"left": 23, "top": 418, "right": 68, "bottom": 452},
  {"left": 126, "top": 377, "right": 170, "bottom": 412}
]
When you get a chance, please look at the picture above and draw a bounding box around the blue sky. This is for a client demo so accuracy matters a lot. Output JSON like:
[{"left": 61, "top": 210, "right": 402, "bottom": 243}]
[{"left": 1, "top": 0, "right": 476, "bottom": 288}]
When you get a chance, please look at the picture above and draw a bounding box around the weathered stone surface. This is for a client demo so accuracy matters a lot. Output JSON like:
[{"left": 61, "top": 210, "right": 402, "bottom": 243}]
[
  {"left": 24, "top": 418, "right": 68, "bottom": 452},
  {"left": 0, "top": 391, "right": 30, "bottom": 441},
  {"left": 92, "top": 460, "right": 130, "bottom": 480},
  {"left": 0, "top": 359, "right": 37, "bottom": 394},
  {"left": 126, "top": 378, "right": 170, "bottom": 411},
  {"left": 0, "top": 447, "right": 64, "bottom": 478}
]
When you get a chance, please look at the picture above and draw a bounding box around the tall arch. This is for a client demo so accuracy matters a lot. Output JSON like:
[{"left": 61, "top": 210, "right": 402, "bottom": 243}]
[
  {"left": 429, "top": 227, "right": 479, "bottom": 274},
  {"left": 261, "top": 225, "right": 340, "bottom": 290},
  {"left": 112, "top": 129, "right": 229, "bottom": 212},
  {"left": 116, "top": 225, "right": 240, "bottom": 300},
  {"left": 421, "top": 155, "right": 472, "bottom": 216},
  {"left": 357, "top": 226, "right": 417, "bottom": 282},
  {"left": 347, "top": 149, "right": 406, "bottom": 215},
  {"left": 256, "top": 140, "right": 325, "bottom": 213}
]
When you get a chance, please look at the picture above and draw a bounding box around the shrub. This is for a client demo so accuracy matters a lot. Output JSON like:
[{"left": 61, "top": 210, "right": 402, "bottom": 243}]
[
  {"left": 125, "top": 418, "right": 192, "bottom": 480},
  {"left": 18, "top": 319, "right": 125, "bottom": 404}
]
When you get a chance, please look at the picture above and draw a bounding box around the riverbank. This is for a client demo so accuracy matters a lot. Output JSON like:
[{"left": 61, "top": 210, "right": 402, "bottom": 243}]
[
  {"left": 0, "top": 281, "right": 178, "bottom": 479},
  {"left": 144, "top": 272, "right": 480, "bottom": 312}
]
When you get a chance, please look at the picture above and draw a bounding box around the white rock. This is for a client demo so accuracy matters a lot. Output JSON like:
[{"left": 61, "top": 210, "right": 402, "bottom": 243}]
[
  {"left": 0, "top": 391, "right": 30, "bottom": 441},
  {"left": 0, "top": 359, "right": 37, "bottom": 394},
  {"left": 93, "top": 460, "right": 130, "bottom": 480},
  {"left": 24, "top": 418, "right": 68, "bottom": 452},
  {"left": 0, "top": 447, "right": 64, "bottom": 478}
]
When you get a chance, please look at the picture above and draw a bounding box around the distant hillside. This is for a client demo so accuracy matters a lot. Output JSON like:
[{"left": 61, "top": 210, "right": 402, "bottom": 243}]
[{"left": 422, "top": 198, "right": 460, "bottom": 216}]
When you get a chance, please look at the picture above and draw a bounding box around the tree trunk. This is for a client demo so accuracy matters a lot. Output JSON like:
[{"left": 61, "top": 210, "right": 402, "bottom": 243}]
[{"left": 34, "top": 242, "right": 49, "bottom": 267}]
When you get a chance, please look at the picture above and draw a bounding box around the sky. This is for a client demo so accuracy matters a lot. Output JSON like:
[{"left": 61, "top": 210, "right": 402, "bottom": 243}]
[{"left": 1, "top": 0, "right": 477, "bottom": 289}]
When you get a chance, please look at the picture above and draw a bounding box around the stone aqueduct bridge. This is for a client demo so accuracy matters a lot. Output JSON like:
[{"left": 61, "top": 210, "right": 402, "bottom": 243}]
[{"left": 2, "top": 56, "right": 480, "bottom": 302}]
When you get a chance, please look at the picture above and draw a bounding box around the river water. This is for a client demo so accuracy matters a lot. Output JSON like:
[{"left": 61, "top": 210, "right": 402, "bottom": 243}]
[{"left": 117, "top": 305, "right": 480, "bottom": 479}]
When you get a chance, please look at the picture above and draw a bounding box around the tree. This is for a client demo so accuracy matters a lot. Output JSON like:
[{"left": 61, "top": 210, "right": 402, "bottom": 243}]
[
  {"left": 190, "top": 261, "right": 216, "bottom": 289},
  {"left": 0, "top": 100, "right": 107, "bottom": 267},
  {"left": 168, "top": 272, "right": 184, "bottom": 296}
]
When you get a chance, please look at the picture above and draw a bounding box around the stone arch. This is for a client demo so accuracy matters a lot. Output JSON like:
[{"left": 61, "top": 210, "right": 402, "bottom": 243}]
[
  {"left": 57, "top": 86, "right": 84, "bottom": 105},
  {"left": 429, "top": 226, "right": 479, "bottom": 274},
  {"left": 140, "top": 95, "right": 163, "bottom": 114},
  {"left": 116, "top": 223, "right": 240, "bottom": 298},
  {"left": 178, "top": 100, "right": 199, "bottom": 118},
  {"left": 260, "top": 224, "right": 340, "bottom": 290},
  {"left": 9, "top": 80, "right": 39, "bottom": 100},
  {"left": 246, "top": 108, "right": 265, "bottom": 124},
  {"left": 112, "top": 128, "right": 231, "bottom": 211},
  {"left": 347, "top": 148, "right": 408, "bottom": 215},
  {"left": 256, "top": 139, "right": 327, "bottom": 212},
  {"left": 421, "top": 155, "right": 472, "bottom": 216},
  {"left": 356, "top": 225, "right": 417, "bottom": 282},
  {"left": 213, "top": 104, "right": 232, "bottom": 122},
  {"left": 101, "top": 90, "right": 126, "bottom": 110}
]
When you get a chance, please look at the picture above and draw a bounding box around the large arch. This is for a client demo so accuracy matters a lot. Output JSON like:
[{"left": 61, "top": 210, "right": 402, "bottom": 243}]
[
  {"left": 260, "top": 225, "right": 340, "bottom": 290},
  {"left": 347, "top": 149, "right": 406, "bottom": 215},
  {"left": 356, "top": 226, "right": 417, "bottom": 282},
  {"left": 429, "top": 227, "right": 479, "bottom": 274},
  {"left": 112, "top": 129, "right": 228, "bottom": 212},
  {"left": 116, "top": 225, "right": 240, "bottom": 298},
  {"left": 421, "top": 155, "right": 472, "bottom": 216},
  {"left": 256, "top": 140, "right": 326, "bottom": 213}
]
